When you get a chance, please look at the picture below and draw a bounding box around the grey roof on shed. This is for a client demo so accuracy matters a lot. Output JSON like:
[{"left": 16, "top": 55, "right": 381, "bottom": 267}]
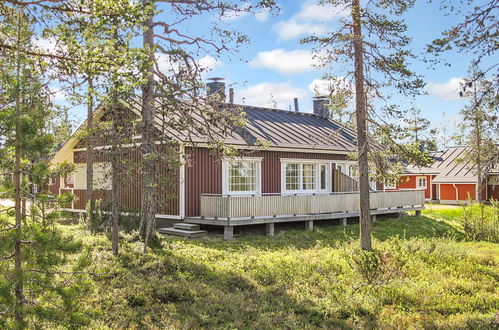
[{"left": 405, "top": 146, "right": 499, "bottom": 183}]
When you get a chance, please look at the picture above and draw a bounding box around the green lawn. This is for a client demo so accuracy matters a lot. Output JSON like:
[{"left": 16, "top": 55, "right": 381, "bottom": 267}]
[{"left": 62, "top": 206, "right": 499, "bottom": 329}]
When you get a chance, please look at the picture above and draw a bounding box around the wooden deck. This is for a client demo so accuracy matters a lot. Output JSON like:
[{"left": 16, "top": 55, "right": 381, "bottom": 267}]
[{"left": 185, "top": 190, "right": 425, "bottom": 240}]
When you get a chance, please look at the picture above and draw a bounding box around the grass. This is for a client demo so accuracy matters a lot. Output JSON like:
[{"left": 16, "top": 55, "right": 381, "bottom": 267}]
[
  {"left": 56, "top": 205, "right": 498, "bottom": 329},
  {"left": 2, "top": 205, "right": 498, "bottom": 328}
]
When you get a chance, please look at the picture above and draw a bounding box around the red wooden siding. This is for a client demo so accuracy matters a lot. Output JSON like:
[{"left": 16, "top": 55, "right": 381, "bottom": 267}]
[
  {"left": 488, "top": 185, "right": 499, "bottom": 200},
  {"left": 440, "top": 183, "right": 476, "bottom": 201},
  {"left": 72, "top": 148, "right": 179, "bottom": 215},
  {"left": 47, "top": 176, "right": 60, "bottom": 195},
  {"left": 185, "top": 147, "right": 347, "bottom": 217},
  {"left": 396, "top": 175, "right": 432, "bottom": 199}
]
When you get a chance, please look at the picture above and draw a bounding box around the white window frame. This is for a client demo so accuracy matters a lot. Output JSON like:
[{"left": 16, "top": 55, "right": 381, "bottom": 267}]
[
  {"left": 222, "top": 157, "right": 262, "bottom": 195},
  {"left": 280, "top": 159, "right": 332, "bottom": 194},
  {"left": 416, "top": 176, "right": 427, "bottom": 189}
]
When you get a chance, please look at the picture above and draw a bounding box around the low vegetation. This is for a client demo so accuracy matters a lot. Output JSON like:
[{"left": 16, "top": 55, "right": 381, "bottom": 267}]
[{"left": 2, "top": 205, "right": 498, "bottom": 328}]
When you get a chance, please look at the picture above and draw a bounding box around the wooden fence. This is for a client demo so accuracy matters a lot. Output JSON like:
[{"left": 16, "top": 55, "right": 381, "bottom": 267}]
[
  {"left": 333, "top": 169, "right": 359, "bottom": 192},
  {"left": 200, "top": 190, "right": 425, "bottom": 219}
]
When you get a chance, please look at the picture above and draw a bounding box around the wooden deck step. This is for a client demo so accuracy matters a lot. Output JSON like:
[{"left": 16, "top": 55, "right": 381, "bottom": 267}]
[
  {"left": 174, "top": 223, "right": 200, "bottom": 231},
  {"left": 158, "top": 227, "right": 207, "bottom": 238}
]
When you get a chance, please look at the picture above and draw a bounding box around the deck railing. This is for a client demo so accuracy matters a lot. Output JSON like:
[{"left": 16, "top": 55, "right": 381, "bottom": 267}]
[{"left": 200, "top": 190, "right": 425, "bottom": 219}]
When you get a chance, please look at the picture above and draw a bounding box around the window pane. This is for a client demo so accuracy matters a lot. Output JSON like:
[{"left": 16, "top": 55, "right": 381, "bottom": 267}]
[
  {"left": 228, "top": 161, "right": 257, "bottom": 192},
  {"left": 302, "top": 164, "right": 315, "bottom": 190},
  {"left": 320, "top": 164, "right": 327, "bottom": 190},
  {"left": 285, "top": 163, "right": 300, "bottom": 190},
  {"left": 349, "top": 165, "right": 359, "bottom": 178}
]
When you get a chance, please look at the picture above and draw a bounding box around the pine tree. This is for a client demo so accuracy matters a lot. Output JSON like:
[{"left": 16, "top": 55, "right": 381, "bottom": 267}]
[
  {"left": 138, "top": 0, "right": 276, "bottom": 250},
  {"left": 303, "top": 0, "right": 426, "bottom": 250},
  {"left": 0, "top": 3, "right": 92, "bottom": 326},
  {"left": 457, "top": 71, "right": 498, "bottom": 203}
]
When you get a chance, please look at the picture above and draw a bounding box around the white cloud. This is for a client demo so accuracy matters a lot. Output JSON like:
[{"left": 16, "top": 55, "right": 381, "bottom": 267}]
[
  {"left": 426, "top": 78, "right": 464, "bottom": 100},
  {"left": 308, "top": 77, "right": 351, "bottom": 96},
  {"left": 236, "top": 82, "right": 308, "bottom": 109},
  {"left": 295, "top": 0, "right": 348, "bottom": 21},
  {"left": 272, "top": 0, "right": 347, "bottom": 40},
  {"left": 155, "top": 53, "right": 222, "bottom": 76},
  {"left": 255, "top": 8, "right": 270, "bottom": 22},
  {"left": 198, "top": 55, "right": 223, "bottom": 71},
  {"left": 272, "top": 19, "right": 326, "bottom": 40},
  {"left": 34, "top": 37, "right": 57, "bottom": 51},
  {"left": 249, "top": 49, "right": 319, "bottom": 74}
]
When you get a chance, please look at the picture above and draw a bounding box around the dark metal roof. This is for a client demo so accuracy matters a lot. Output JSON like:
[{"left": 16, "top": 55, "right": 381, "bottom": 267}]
[
  {"left": 239, "top": 106, "right": 357, "bottom": 152},
  {"left": 128, "top": 99, "right": 358, "bottom": 153}
]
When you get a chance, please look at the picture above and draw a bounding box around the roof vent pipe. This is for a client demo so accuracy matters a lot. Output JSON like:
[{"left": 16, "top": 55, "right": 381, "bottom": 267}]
[
  {"left": 294, "top": 97, "right": 299, "bottom": 112},
  {"left": 229, "top": 88, "right": 234, "bottom": 104},
  {"left": 207, "top": 77, "right": 226, "bottom": 102}
]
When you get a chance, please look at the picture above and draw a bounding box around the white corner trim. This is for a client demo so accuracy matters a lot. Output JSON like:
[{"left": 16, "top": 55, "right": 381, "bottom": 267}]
[{"left": 179, "top": 145, "right": 186, "bottom": 219}]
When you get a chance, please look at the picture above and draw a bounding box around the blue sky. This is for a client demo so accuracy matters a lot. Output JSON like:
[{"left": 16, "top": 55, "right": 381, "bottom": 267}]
[{"left": 61, "top": 0, "right": 491, "bottom": 147}]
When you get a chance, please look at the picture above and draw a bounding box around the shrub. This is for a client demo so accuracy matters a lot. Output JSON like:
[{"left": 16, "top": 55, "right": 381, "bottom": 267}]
[
  {"left": 461, "top": 201, "right": 498, "bottom": 243},
  {"left": 344, "top": 239, "right": 408, "bottom": 289}
]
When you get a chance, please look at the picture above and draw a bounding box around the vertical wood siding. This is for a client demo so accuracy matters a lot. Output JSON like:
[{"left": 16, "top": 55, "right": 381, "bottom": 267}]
[
  {"left": 185, "top": 147, "right": 347, "bottom": 217},
  {"left": 72, "top": 148, "right": 179, "bottom": 215}
]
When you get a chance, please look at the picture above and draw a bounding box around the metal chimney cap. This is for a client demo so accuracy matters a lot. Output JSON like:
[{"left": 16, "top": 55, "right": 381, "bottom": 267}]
[{"left": 207, "top": 77, "right": 225, "bottom": 82}]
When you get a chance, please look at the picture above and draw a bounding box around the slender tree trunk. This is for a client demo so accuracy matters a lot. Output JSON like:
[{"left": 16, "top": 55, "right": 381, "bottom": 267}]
[
  {"left": 351, "top": 0, "right": 372, "bottom": 251},
  {"left": 140, "top": 0, "right": 157, "bottom": 251},
  {"left": 86, "top": 74, "right": 95, "bottom": 225},
  {"left": 13, "top": 7, "right": 24, "bottom": 325},
  {"left": 474, "top": 85, "right": 483, "bottom": 203},
  {"left": 110, "top": 92, "right": 120, "bottom": 256}
]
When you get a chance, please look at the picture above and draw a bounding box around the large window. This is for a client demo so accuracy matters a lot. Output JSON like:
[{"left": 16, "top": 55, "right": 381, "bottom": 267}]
[
  {"left": 282, "top": 161, "right": 330, "bottom": 193},
  {"left": 223, "top": 158, "right": 261, "bottom": 194}
]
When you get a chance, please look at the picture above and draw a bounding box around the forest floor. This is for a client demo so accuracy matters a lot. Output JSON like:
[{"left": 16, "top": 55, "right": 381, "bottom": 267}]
[{"left": 60, "top": 205, "right": 499, "bottom": 329}]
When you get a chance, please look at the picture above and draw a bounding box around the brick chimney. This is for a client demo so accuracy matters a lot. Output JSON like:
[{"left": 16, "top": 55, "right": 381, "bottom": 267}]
[
  {"left": 313, "top": 96, "right": 329, "bottom": 118},
  {"left": 207, "top": 77, "right": 226, "bottom": 102}
]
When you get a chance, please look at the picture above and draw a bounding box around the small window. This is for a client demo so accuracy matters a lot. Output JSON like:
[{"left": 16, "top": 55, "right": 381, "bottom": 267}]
[
  {"left": 64, "top": 175, "right": 74, "bottom": 187},
  {"left": 417, "top": 176, "right": 427, "bottom": 189},
  {"left": 223, "top": 159, "right": 261, "bottom": 194}
]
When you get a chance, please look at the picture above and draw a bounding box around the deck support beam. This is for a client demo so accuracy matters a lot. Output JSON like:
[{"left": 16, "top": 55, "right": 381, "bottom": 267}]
[
  {"left": 305, "top": 220, "right": 313, "bottom": 231},
  {"left": 265, "top": 223, "right": 274, "bottom": 236},
  {"left": 224, "top": 226, "right": 234, "bottom": 241},
  {"left": 341, "top": 218, "right": 347, "bottom": 226},
  {"left": 415, "top": 210, "right": 422, "bottom": 217},
  {"left": 372, "top": 215, "right": 377, "bottom": 223}
]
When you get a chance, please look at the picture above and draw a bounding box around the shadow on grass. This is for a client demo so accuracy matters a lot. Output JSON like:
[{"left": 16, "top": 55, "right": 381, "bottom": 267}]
[
  {"left": 99, "top": 248, "right": 347, "bottom": 329},
  {"left": 165, "top": 214, "right": 464, "bottom": 252}
]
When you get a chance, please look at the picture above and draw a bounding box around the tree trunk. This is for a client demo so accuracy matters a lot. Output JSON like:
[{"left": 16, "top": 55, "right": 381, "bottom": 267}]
[
  {"left": 474, "top": 85, "right": 483, "bottom": 203},
  {"left": 86, "top": 74, "right": 95, "bottom": 225},
  {"left": 13, "top": 7, "right": 24, "bottom": 325},
  {"left": 110, "top": 94, "right": 120, "bottom": 256},
  {"left": 140, "top": 0, "right": 157, "bottom": 252},
  {"left": 351, "top": 0, "right": 372, "bottom": 251}
]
